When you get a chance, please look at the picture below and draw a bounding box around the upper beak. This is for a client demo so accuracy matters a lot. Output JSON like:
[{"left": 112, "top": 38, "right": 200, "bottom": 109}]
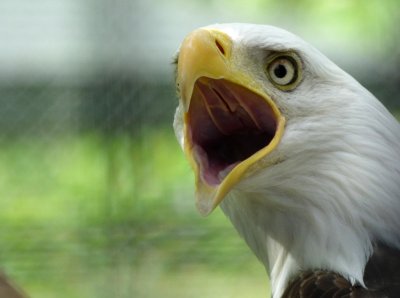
[
  {"left": 177, "top": 28, "right": 233, "bottom": 112},
  {"left": 176, "top": 27, "right": 285, "bottom": 215}
]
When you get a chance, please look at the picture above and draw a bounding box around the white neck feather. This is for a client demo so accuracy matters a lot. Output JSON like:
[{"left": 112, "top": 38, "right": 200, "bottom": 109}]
[{"left": 221, "top": 191, "right": 372, "bottom": 298}]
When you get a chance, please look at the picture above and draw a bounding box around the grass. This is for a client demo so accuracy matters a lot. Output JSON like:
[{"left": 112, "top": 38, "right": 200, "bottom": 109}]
[{"left": 0, "top": 128, "right": 269, "bottom": 298}]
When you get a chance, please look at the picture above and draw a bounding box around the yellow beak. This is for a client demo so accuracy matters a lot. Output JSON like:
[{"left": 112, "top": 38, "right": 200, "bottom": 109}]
[{"left": 176, "top": 27, "right": 285, "bottom": 215}]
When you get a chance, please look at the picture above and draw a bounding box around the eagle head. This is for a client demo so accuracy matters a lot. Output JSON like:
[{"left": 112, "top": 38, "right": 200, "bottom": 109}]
[{"left": 173, "top": 23, "right": 400, "bottom": 298}]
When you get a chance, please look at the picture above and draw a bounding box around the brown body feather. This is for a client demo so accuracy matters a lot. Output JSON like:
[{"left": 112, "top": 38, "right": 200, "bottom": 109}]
[{"left": 282, "top": 243, "right": 400, "bottom": 298}]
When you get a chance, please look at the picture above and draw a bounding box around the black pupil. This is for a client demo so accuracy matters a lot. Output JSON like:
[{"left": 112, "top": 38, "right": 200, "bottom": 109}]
[{"left": 274, "top": 64, "right": 287, "bottom": 78}]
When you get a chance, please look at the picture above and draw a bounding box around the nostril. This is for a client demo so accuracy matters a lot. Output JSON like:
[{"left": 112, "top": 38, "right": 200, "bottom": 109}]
[{"left": 215, "top": 39, "right": 226, "bottom": 56}]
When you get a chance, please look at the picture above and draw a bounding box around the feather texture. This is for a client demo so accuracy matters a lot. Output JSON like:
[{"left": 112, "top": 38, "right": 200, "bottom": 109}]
[{"left": 282, "top": 243, "right": 400, "bottom": 298}]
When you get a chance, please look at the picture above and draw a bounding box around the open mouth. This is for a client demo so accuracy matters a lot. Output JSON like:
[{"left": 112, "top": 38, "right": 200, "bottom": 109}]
[{"left": 187, "top": 77, "right": 278, "bottom": 186}]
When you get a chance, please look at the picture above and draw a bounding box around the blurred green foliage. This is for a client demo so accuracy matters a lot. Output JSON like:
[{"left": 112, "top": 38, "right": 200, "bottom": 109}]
[{"left": 0, "top": 130, "right": 269, "bottom": 298}]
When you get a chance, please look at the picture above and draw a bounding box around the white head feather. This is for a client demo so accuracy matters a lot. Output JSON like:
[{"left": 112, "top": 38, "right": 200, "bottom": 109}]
[{"left": 174, "top": 23, "right": 400, "bottom": 298}]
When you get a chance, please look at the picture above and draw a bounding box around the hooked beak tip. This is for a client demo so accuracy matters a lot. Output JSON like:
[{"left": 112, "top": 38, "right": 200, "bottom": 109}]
[{"left": 196, "top": 199, "right": 214, "bottom": 216}]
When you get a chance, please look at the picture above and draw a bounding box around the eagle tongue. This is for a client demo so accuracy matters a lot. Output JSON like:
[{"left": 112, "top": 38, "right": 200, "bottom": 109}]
[{"left": 196, "top": 78, "right": 258, "bottom": 135}]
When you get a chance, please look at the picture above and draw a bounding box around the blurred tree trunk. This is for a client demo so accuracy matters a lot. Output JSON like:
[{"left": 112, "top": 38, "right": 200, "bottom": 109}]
[{"left": 0, "top": 272, "right": 27, "bottom": 298}]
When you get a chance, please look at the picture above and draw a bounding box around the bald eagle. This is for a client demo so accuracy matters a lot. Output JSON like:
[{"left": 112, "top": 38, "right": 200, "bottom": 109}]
[{"left": 173, "top": 24, "right": 400, "bottom": 298}]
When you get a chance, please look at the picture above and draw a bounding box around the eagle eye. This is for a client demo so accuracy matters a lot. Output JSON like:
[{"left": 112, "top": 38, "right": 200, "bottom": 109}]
[{"left": 267, "top": 53, "right": 301, "bottom": 91}]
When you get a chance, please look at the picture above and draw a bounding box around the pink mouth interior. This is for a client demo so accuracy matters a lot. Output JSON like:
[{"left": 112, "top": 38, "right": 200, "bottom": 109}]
[{"left": 187, "top": 78, "right": 277, "bottom": 186}]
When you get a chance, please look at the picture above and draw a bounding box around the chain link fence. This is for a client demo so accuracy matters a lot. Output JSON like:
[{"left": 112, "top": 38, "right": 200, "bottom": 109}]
[{"left": 0, "top": 1, "right": 399, "bottom": 298}]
